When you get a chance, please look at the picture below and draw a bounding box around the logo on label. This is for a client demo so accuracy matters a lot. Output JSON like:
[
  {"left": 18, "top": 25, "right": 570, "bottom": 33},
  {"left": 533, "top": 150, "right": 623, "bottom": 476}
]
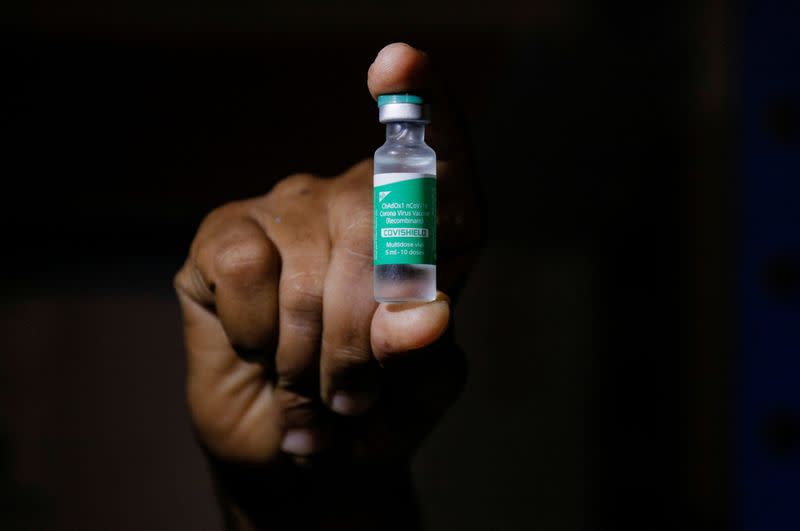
[
  {"left": 380, "top": 228, "right": 429, "bottom": 238},
  {"left": 378, "top": 190, "right": 392, "bottom": 202}
]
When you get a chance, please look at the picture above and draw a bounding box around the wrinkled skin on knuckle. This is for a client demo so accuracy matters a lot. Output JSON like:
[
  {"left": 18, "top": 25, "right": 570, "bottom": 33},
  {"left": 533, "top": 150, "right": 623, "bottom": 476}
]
[
  {"left": 182, "top": 214, "right": 280, "bottom": 325},
  {"left": 331, "top": 187, "right": 373, "bottom": 259},
  {"left": 330, "top": 341, "right": 372, "bottom": 366},
  {"left": 213, "top": 237, "right": 275, "bottom": 291},
  {"left": 181, "top": 199, "right": 265, "bottom": 281},
  {"left": 338, "top": 215, "right": 373, "bottom": 261},
  {"left": 280, "top": 270, "right": 324, "bottom": 318},
  {"left": 172, "top": 257, "right": 211, "bottom": 302}
]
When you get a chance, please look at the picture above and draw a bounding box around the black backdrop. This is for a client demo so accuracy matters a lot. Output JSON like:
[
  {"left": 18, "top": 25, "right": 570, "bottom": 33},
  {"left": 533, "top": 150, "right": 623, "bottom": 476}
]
[{"left": 2, "top": 1, "right": 732, "bottom": 529}]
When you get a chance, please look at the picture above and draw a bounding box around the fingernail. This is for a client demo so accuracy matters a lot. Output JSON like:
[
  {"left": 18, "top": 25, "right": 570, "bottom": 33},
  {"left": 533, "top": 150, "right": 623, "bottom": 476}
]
[
  {"left": 281, "top": 429, "right": 317, "bottom": 456},
  {"left": 331, "top": 391, "right": 376, "bottom": 416}
]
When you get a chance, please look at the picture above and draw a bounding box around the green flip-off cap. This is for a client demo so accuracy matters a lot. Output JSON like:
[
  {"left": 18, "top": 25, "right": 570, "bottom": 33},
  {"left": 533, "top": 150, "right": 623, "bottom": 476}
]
[{"left": 377, "top": 93, "right": 425, "bottom": 106}]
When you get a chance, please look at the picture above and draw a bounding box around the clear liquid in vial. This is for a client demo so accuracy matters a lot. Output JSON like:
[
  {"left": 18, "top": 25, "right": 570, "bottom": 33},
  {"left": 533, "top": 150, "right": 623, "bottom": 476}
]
[{"left": 374, "top": 121, "right": 436, "bottom": 302}]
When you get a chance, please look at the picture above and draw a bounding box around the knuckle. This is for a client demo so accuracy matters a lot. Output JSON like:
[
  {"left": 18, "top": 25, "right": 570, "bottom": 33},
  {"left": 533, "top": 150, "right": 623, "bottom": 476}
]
[
  {"left": 270, "top": 173, "right": 319, "bottom": 198},
  {"left": 174, "top": 258, "right": 214, "bottom": 304},
  {"left": 328, "top": 341, "right": 371, "bottom": 366},
  {"left": 280, "top": 271, "right": 324, "bottom": 315},
  {"left": 173, "top": 264, "right": 191, "bottom": 294},
  {"left": 189, "top": 198, "right": 259, "bottom": 272},
  {"left": 214, "top": 237, "right": 275, "bottom": 288},
  {"left": 336, "top": 210, "right": 373, "bottom": 261},
  {"left": 196, "top": 201, "right": 247, "bottom": 237}
]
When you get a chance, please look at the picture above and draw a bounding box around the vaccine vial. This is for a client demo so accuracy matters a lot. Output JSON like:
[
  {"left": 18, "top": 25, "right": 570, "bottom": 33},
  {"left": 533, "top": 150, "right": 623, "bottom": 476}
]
[{"left": 373, "top": 93, "right": 437, "bottom": 302}]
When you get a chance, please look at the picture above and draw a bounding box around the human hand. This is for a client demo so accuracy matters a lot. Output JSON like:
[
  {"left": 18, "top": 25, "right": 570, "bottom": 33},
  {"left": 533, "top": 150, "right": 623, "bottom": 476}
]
[{"left": 174, "top": 42, "right": 483, "bottom": 529}]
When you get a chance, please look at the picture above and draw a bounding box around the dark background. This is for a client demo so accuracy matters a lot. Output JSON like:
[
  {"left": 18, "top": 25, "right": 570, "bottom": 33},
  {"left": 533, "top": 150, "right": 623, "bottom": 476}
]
[{"left": 4, "top": 0, "right": 797, "bottom": 529}]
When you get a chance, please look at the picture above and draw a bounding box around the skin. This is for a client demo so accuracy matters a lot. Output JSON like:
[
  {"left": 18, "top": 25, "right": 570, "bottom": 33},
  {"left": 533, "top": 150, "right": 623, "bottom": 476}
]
[{"left": 174, "top": 42, "right": 484, "bottom": 530}]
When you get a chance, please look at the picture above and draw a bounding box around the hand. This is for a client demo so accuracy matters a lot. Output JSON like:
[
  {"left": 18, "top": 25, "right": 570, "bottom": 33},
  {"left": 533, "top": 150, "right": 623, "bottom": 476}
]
[{"left": 174, "top": 42, "right": 483, "bottom": 529}]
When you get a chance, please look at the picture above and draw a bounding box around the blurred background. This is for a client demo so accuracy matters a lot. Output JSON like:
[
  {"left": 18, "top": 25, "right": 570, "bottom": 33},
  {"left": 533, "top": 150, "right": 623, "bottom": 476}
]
[{"left": 2, "top": 0, "right": 799, "bottom": 529}]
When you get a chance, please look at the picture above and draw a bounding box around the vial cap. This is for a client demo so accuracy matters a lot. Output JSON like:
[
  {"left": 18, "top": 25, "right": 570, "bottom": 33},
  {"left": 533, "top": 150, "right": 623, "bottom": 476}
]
[
  {"left": 377, "top": 93, "right": 429, "bottom": 123},
  {"left": 377, "top": 93, "right": 425, "bottom": 106}
]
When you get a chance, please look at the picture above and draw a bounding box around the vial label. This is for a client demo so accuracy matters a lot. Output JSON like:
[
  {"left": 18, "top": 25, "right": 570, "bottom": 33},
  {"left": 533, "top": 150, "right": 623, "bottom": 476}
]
[{"left": 373, "top": 172, "right": 437, "bottom": 266}]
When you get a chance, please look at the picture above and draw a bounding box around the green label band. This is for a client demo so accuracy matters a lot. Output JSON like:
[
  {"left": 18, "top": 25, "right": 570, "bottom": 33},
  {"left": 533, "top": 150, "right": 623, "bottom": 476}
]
[{"left": 373, "top": 173, "right": 436, "bottom": 266}]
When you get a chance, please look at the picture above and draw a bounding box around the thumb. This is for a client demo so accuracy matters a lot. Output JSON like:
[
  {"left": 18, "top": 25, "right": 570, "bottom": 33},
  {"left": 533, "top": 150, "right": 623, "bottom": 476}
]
[
  {"left": 370, "top": 292, "right": 451, "bottom": 365},
  {"left": 367, "top": 42, "right": 468, "bottom": 162}
]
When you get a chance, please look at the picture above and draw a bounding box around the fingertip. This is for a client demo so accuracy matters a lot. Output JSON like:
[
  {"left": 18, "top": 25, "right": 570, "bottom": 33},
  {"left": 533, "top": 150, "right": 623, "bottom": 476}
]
[
  {"left": 331, "top": 390, "right": 377, "bottom": 416},
  {"left": 368, "top": 42, "right": 431, "bottom": 100},
  {"left": 280, "top": 428, "right": 327, "bottom": 457}
]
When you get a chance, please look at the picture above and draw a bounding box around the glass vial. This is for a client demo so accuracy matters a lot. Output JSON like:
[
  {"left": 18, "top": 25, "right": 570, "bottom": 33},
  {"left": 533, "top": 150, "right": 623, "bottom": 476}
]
[{"left": 373, "top": 94, "right": 437, "bottom": 302}]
